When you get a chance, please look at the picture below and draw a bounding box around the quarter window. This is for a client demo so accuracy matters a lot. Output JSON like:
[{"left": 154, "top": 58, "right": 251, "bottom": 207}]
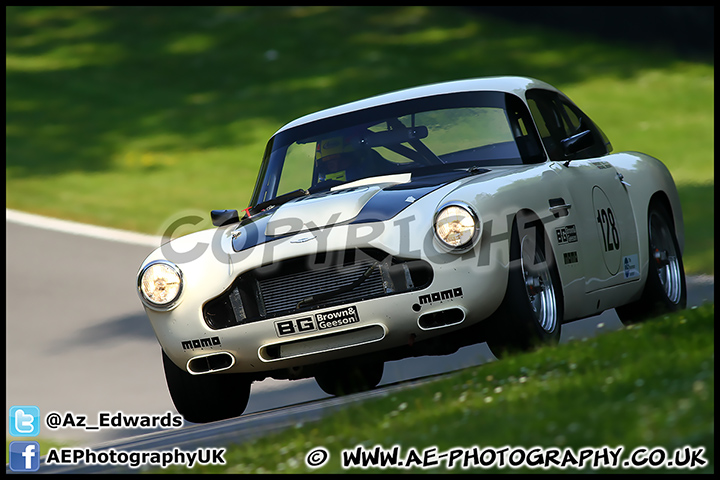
[{"left": 526, "top": 89, "right": 611, "bottom": 161}]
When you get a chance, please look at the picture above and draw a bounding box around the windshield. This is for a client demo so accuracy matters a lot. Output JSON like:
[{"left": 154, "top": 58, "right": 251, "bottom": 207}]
[{"left": 250, "top": 91, "right": 544, "bottom": 206}]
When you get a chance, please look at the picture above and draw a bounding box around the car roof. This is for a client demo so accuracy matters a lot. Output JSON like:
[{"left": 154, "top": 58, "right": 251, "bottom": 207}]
[{"left": 273, "top": 76, "right": 560, "bottom": 136}]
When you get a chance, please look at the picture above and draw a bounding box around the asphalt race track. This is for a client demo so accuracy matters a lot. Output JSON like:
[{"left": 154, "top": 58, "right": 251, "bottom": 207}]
[{"left": 6, "top": 210, "right": 714, "bottom": 456}]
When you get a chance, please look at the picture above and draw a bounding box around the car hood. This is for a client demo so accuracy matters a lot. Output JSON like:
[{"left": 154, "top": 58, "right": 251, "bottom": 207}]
[
  {"left": 265, "top": 183, "right": 381, "bottom": 236},
  {"left": 231, "top": 169, "right": 485, "bottom": 252}
]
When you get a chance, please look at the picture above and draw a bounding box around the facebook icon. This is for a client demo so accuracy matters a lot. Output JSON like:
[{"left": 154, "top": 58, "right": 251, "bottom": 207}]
[{"left": 9, "top": 441, "right": 41, "bottom": 472}]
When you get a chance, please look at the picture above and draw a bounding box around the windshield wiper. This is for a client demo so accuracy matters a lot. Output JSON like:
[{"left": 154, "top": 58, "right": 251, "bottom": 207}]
[
  {"left": 247, "top": 188, "right": 308, "bottom": 217},
  {"left": 467, "top": 165, "right": 490, "bottom": 175}
]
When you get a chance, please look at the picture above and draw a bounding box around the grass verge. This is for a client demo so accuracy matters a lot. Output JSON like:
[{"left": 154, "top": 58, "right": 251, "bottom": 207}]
[{"left": 156, "top": 303, "right": 714, "bottom": 473}]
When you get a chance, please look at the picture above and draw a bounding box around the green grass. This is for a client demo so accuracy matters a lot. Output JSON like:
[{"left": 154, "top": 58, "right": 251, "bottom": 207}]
[
  {"left": 6, "top": 7, "right": 714, "bottom": 273},
  {"left": 156, "top": 303, "right": 714, "bottom": 473},
  {"left": 677, "top": 183, "right": 714, "bottom": 275}
]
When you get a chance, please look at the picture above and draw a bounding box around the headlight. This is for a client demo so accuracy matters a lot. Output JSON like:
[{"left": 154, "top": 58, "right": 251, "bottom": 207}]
[
  {"left": 138, "top": 260, "right": 183, "bottom": 311},
  {"left": 433, "top": 202, "right": 481, "bottom": 253}
]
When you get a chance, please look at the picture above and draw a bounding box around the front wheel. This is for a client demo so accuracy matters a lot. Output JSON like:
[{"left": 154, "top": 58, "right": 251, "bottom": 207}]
[
  {"left": 486, "top": 213, "right": 563, "bottom": 358},
  {"left": 616, "top": 203, "right": 686, "bottom": 324},
  {"left": 162, "top": 350, "right": 251, "bottom": 423}
]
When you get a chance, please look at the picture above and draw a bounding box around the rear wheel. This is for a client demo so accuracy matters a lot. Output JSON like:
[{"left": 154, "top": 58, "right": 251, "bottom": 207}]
[
  {"left": 162, "top": 350, "right": 251, "bottom": 423},
  {"left": 616, "top": 203, "right": 686, "bottom": 324},
  {"left": 315, "top": 360, "right": 384, "bottom": 396},
  {"left": 486, "top": 213, "right": 563, "bottom": 358}
]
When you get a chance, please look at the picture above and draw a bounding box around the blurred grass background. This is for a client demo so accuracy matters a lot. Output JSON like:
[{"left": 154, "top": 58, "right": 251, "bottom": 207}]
[{"left": 6, "top": 6, "right": 713, "bottom": 273}]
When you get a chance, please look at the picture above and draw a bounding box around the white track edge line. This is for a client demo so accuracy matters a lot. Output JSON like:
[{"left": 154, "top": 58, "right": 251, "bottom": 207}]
[{"left": 6, "top": 209, "right": 162, "bottom": 247}]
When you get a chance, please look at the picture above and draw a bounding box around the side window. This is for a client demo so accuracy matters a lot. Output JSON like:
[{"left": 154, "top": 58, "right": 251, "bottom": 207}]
[
  {"left": 559, "top": 99, "right": 613, "bottom": 159},
  {"left": 527, "top": 93, "right": 566, "bottom": 161},
  {"left": 561, "top": 103, "right": 581, "bottom": 132},
  {"left": 505, "top": 94, "right": 546, "bottom": 164},
  {"left": 527, "top": 89, "right": 611, "bottom": 161}
]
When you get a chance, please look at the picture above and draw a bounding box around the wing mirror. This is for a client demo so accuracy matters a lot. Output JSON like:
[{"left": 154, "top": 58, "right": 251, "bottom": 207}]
[
  {"left": 211, "top": 209, "right": 239, "bottom": 227},
  {"left": 561, "top": 117, "right": 595, "bottom": 166},
  {"left": 561, "top": 129, "right": 593, "bottom": 157}
]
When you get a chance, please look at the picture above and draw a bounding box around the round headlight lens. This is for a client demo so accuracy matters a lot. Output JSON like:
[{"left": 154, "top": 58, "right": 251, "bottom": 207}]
[
  {"left": 434, "top": 203, "right": 479, "bottom": 251},
  {"left": 138, "top": 261, "right": 183, "bottom": 310}
]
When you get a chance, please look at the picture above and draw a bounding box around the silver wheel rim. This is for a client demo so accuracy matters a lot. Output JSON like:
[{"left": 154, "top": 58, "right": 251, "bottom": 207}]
[
  {"left": 520, "top": 235, "right": 557, "bottom": 333},
  {"left": 649, "top": 212, "right": 682, "bottom": 304}
]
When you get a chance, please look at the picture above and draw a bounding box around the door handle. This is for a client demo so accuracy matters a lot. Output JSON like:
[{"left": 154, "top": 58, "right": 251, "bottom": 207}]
[
  {"left": 548, "top": 198, "right": 572, "bottom": 217},
  {"left": 617, "top": 172, "right": 631, "bottom": 187}
]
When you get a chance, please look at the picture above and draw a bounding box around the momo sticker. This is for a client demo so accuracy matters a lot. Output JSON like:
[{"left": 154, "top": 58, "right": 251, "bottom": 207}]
[
  {"left": 181, "top": 336, "right": 221, "bottom": 351},
  {"left": 418, "top": 287, "right": 464, "bottom": 306}
]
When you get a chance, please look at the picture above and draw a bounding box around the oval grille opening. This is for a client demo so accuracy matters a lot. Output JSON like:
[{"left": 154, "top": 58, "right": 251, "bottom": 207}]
[
  {"left": 187, "top": 352, "right": 235, "bottom": 374},
  {"left": 418, "top": 308, "right": 465, "bottom": 329},
  {"left": 260, "top": 324, "right": 385, "bottom": 361}
]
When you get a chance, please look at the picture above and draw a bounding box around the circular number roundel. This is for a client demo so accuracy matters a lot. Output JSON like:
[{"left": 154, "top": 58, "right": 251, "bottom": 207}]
[{"left": 592, "top": 186, "right": 621, "bottom": 275}]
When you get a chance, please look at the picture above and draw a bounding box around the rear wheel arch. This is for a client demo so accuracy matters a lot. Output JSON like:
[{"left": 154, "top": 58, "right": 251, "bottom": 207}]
[
  {"left": 646, "top": 189, "right": 684, "bottom": 253},
  {"left": 615, "top": 197, "right": 687, "bottom": 324},
  {"left": 648, "top": 191, "right": 676, "bottom": 232}
]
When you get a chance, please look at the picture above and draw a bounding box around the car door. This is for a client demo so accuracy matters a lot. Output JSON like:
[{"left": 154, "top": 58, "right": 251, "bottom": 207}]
[{"left": 527, "top": 89, "right": 640, "bottom": 294}]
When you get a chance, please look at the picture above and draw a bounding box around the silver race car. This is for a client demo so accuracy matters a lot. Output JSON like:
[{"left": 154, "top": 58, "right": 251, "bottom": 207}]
[{"left": 137, "top": 77, "right": 686, "bottom": 423}]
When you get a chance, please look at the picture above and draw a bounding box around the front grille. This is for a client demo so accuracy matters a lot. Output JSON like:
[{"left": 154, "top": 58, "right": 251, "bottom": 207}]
[
  {"left": 258, "top": 257, "right": 386, "bottom": 317},
  {"left": 203, "top": 248, "right": 433, "bottom": 330}
]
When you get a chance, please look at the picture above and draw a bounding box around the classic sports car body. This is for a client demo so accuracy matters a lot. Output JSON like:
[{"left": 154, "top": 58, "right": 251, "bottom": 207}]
[{"left": 138, "top": 77, "right": 686, "bottom": 423}]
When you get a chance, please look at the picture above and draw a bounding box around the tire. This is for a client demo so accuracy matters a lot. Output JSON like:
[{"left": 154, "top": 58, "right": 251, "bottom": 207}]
[
  {"left": 486, "top": 213, "right": 563, "bottom": 358},
  {"left": 315, "top": 360, "right": 384, "bottom": 396},
  {"left": 615, "top": 203, "right": 687, "bottom": 324},
  {"left": 162, "top": 350, "right": 251, "bottom": 423}
]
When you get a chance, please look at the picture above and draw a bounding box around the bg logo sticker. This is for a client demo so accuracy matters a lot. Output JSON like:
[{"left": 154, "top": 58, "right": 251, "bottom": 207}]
[
  {"left": 275, "top": 317, "right": 316, "bottom": 337},
  {"left": 556, "top": 224, "right": 578, "bottom": 245},
  {"left": 274, "top": 307, "right": 361, "bottom": 337}
]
